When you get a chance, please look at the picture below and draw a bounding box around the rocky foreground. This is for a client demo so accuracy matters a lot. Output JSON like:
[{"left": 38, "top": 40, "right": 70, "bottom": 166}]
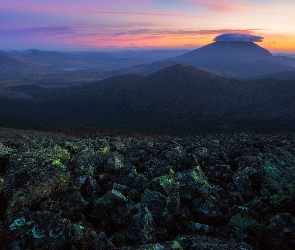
[{"left": 0, "top": 128, "right": 294, "bottom": 249}]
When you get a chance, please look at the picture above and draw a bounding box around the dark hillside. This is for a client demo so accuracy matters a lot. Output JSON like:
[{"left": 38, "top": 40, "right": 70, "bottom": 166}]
[
  {"left": 257, "top": 69, "right": 295, "bottom": 80},
  {"left": 0, "top": 64, "right": 295, "bottom": 135}
]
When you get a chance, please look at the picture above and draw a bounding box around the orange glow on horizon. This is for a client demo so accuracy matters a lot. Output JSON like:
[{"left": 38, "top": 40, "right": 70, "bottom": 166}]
[{"left": 72, "top": 34, "right": 295, "bottom": 53}]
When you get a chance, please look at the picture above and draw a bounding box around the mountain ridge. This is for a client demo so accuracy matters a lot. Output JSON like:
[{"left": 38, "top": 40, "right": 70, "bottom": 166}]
[
  {"left": 113, "top": 42, "right": 295, "bottom": 78},
  {"left": 1, "top": 64, "right": 295, "bottom": 135}
]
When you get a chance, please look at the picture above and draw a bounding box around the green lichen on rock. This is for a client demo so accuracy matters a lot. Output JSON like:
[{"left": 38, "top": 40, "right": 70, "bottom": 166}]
[
  {"left": 0, "top": 177, "right": 4, "bottom": 193},
  {"left": 96, "top": 145, "right": 110, "bottom": 154},
  {"left": 104, "top": 153, "right": 125, "bottom": 173},
  {"left": 51, "top": 144, "right": 70, "bottom": 163},
  {"left": 191, "top": 166, "right": 211, "bottom": 188},
  {"left": 70, "top": 223, "right": 85, "bottom": 241},
  {"left": 1, "top": 130, "right": 295, "bottom": 249},
  {"left": 174, "top": 166, "right": 211, "bottom": 201},
  {"left": 0, "top": 142, "right": 11, "bottom": 155},
  {"left": 261, "top": 148, "right": 295, "bottom": 196},
  {"left": 171, "top": 240, "right": 182, "bottom": 249},
  {"left": 151, "top": 175, "right": 179, "bottom": 196}
]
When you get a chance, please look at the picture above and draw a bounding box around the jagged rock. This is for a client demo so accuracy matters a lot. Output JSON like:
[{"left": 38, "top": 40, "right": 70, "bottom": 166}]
[
  {"left": 104, "top": 152, "right": 128, "bottom": 174},
  {"left": 261, "top": 147, "right": 295, "bottom": 197},
  {"left": 191, "top": 196, "right": 226, "bottom": 225},
  {"left": 0, "top": 177, "right": 4, "bottom": 193},
  {"left": 70, "top": 147, "right": 98, "bottom": 189},
  {"left": 111, "top": 171, "right": 150, "bottom": 194},
  {"left": 0, "top": 143, "right": 9, "bottom": 174},
  {"left": 233, "top": 156, "right": 263, "bottom": 202},
  {"left": 0, "top": 130, "right": 295, "bottom": 249},
  {"left": 202, "top": 163, "right": 233, "bottom": 186},
  {"left": 140, "top": 189, "right": 167, "bottom": 223},
  {"left": 0, "top": 210, "right": 115, "bottom": 250},
  {"left": 69, "top": 224, "right": 115, "bottom": 250},
  {"left": 174, "top": 166, "right": 211, "bottom": 201},
  {"left": 187, "top": 221, "right": 212, "bottom": 235},
  {"left": 247, "top": 213, "right": 295, "bottom": 250},
  {"left": 174, "top": 235, "right": 253, "bottom": 250},
  {"left": 90, "top": 189, "right": 135, "bottom": 231},
  {"left": 40, "top": 187, "right": 89, "bottom": 218},
  {"left": 3, "top": 166, "right": 70, "bottom": 218},
  {"left": 229, "top": 209, "right": 260, "bottom": 240},
  {"left": 125, "top": 204, "right": 156, "bottom": 245},
  {"left": 1, "top": 210, "right": 71, "bottom": 249},
  {"left": 151, "top": 174, "right": 180, "bottom": 196}
]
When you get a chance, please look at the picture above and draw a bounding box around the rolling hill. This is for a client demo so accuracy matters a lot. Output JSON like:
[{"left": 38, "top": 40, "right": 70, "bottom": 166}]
[
  {"left": 0, "top": 50, "right": 34, "bottom": 68},
  {"left": 1, "top": 64, "right": 295, "bottom": 135}
]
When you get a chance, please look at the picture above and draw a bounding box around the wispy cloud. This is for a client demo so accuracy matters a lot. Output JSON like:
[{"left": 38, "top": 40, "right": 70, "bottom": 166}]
[
  {"left": 101, "top": 29, "right": 261, "bottom": 38},
  {"left": 214, "top": 33, "right": 264, "bottom": 42},
  {"left": 0, "top": 3, "right": 199, "bottom": 18},
  {"left": 1, "top": 26, "right": 260, "bottom": 40},
  {"left": 71, "top": 10, "right": 200, "bottom": 18},
  {"left": 179, "top": 0, "right": 246, "bottom": 12}
]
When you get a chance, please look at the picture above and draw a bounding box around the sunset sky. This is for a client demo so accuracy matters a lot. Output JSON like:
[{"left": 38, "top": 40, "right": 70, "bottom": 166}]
[{"left": 1, "top": 0, "right": 295, "bottom": 52}]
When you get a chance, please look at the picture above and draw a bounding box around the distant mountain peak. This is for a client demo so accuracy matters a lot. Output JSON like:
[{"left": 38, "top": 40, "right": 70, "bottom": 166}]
[{"left": 174, "top": 41, "right": 273, "bottom": 65}]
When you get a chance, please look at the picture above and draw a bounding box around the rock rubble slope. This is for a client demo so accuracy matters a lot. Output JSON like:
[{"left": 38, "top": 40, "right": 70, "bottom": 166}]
[{"left": 0, "top": 128, "right": 294, "bottom": 249}]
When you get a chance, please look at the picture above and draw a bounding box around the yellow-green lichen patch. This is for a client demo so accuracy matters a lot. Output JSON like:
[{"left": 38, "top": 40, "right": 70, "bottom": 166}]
[
  {"left": 191, "top": 166, "right": 211, "bottom": 189},
  {"left": 70, "top": 223, "right": 85, "bottom": 241},
  {"left": 261, "top": 149, "right": 295, "bottom": 196},
  {"left": 51, "top": 144, "right": 70, "bottom": 164},
  {"left": 0, "top": 142, "right": 11, "bottom": 155},
  {"left": 195, "top": 147, "right": 208, "bottom": 157},
  {"left": 171, "top": 240, "right": 182, "bottom": 249},
  {"left": 7, "top": 143, "right": 71, "bottom": 171},
  {"left": 96, "top": 145, "right": 110, "bottom": 154},
  {"left": 59, "top": 172, "right": 70, "bottom": 183},
  {"left": 151, "top": 175, "right": 180, "bottom": 196},
  {"left": 104, "top": 153, "right": 125, "bottom": 172},
  {"left": 158, "top": 175, "right": 174, "bottom": 186}
]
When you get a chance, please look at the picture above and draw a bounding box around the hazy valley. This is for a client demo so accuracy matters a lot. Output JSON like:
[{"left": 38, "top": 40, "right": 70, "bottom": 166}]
[{"left": 1, "top": 41, "right": 295, "bottom": 136}]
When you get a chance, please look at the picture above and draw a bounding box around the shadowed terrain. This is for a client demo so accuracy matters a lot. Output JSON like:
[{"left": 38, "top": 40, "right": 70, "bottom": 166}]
[{"left": 0, "top": 64, "right": 294, "bottom": 136}]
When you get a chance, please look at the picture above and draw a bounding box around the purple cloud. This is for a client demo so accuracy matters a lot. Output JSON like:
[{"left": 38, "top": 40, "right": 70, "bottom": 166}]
[{"left": 213, "top": 33, "right": 264, "bottom": 42}]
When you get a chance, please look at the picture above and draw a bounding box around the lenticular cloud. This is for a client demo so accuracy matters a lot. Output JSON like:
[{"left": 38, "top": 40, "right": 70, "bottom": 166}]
[{"left": 214, "top": 33, "right": 264, "bottom": 42}]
